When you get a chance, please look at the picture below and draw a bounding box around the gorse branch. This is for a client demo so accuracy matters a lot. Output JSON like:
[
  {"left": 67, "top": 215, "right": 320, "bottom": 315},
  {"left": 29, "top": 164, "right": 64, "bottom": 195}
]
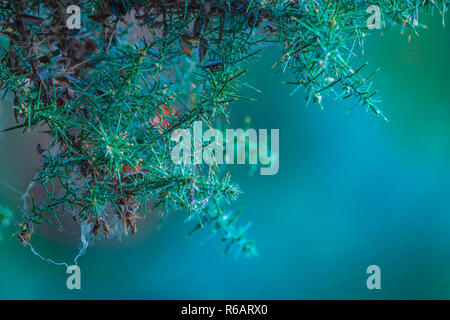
[{"left": 0, "top": 1, "right": 447, "bottom": 257}]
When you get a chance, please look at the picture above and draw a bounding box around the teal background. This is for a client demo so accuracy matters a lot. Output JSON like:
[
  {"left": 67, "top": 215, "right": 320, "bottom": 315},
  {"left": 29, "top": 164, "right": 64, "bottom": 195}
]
[{"left": 1, "top": 15, "right": 450, "bottom": 299}]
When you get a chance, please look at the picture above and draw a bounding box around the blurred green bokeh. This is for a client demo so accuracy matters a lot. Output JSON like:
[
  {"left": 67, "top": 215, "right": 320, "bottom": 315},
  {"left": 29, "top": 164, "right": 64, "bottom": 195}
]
[{"left": 1, "top": 15, "right": 450, "bottom": 299}]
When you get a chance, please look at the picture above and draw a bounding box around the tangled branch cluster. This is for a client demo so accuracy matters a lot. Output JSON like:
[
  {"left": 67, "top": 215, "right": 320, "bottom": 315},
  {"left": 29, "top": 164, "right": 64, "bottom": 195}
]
[{"left": 0, "top": 1, "right": 447, "bottom": 258}]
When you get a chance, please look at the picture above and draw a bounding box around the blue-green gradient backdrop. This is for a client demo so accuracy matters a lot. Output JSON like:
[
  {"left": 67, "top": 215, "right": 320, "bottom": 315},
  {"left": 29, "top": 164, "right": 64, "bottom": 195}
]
[{"left": 0, "top": 15, "right": 449, "bottom": 299}]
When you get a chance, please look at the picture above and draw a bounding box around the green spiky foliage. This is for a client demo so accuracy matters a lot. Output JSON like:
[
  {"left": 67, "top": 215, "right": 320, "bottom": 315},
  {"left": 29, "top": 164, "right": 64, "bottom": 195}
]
[{"left": 0, "top": 1, "right": 447, "bottom": 257}]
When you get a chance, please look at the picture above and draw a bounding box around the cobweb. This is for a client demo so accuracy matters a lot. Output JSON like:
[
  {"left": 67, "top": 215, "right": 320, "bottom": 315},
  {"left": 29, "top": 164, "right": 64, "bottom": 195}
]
[{"left": 2, "top": 169, "right": 132, "bottom": 268}]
